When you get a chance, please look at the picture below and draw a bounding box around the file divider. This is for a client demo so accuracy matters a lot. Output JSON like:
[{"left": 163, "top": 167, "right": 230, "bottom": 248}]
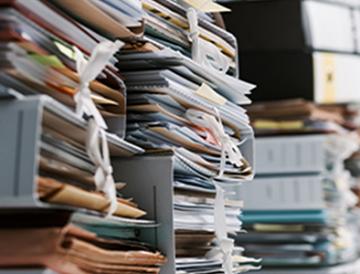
[
  {"left": 0, "top": 96, "right": 41, "bottom": 207},
  {"left": 113, "top": 155, "right": 176, "bottom": 274}
]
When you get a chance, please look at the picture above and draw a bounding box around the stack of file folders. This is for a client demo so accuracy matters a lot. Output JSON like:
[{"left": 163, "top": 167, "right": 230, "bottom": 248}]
[
  {"left": 0, "top": 0, "right": 169, "bottom": 272},
  {"left": 0, "top": 208, "right": 166, "bottom": 273},
  {"left": 35, "top": 95, "right": 145, "bottom": 217},
  {"left": 0, "top": 0, "right": 259, "bottom": 273},
  {"left": 0, "top": 64, "right": 166, "bottom": 274},
  {"left": 222, "top": 0, "right": 360, "bottom": 103},
  {"left": 0, "top": 0, "right": 135, "bottom": 136},
  {"left": 0, "top": 0, "right": 148, "bottom": 211},
  {"left": 117, "top": 1, "right": 257, "bottom": 273},
  {"left": 234, "top": 100, "right": 360, "bottom": 272},
  {"left": 42, "top": 0, "right": 257, "bottom": 273}
]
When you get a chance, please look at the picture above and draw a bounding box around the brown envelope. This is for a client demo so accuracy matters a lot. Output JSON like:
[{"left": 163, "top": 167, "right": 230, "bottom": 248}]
[
  {"left": 37, "top": 177, "right": 146, "bottom": 218},
  {"left": 0, "top": 225, "right": 165, "bottom": 274}
]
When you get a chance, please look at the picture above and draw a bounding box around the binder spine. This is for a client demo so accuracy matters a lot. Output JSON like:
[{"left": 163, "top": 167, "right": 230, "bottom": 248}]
[
  {"left": 239, "top": 175, "right": 325, "bottom": 211},
  {"left": 255, "top": 135, "right": 328, "bottom": 175}
]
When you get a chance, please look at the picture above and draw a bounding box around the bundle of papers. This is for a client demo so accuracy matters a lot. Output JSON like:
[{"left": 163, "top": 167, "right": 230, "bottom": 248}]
[
  {"left": 247, "top": 259, "right": 360, "bottom": 274},
  {"left": 176, "top": 253, "right": 261, "bottom": 274},
  {"left": 174, "top": 187, "right": 243, "bottom": 261},
  {"left": 174, "top": 189, "right": 242, "bottom": 232},
  {"left": 0, "top": 0, "right": 150, "bottom": 219},
  {"left": 0, "top": 209, "right": 166, "bottom": 274},
  {"left": 173, "top": 184, "right": 262, "bottom": 272},
  {"left": 35, "top": 96, "right": 144, "bottom": 218},
  {"left": 238, "top": 168, "right": 360, "bottom": 267},
  {"left": 236, "top": 100, "right": 360, "bottom": 271},
  {"left": 247, "top": 99, "right": 360, "bottom": 136},
  {"left": 0, "top": 0, "right": 257, "bottom": 273},
  {"left": 141, "top": 0, "right": 238, "bottom": 75},
  {"left": 115, "top": 2, "right": 254, "bottom": 273},
  {"left": 0, "top": 0, "right": 132, "bottom": 136},
  {"left": 122, "top": 50, "right": 254, "bottom": 181},
  {"left": 238, "top": 213, "right": 358, "bottom": 267}
]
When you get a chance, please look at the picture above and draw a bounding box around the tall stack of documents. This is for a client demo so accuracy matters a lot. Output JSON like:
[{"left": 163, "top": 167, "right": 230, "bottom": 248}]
[
  {"left": 0, "top": 0, "right": 152, "bottom": 228},
  {"left": 234, "top": 100, "right": 360, "bottom": 273},
  {"left": 0, "top": 0, "right": 259, "bottom": 273},
  {"left": 0, "top": 1, "right": 169, "bottom": 273},
  {"left": 116, "top": 1, "right": 258, "bottom": 273},
  {"left": 0, "top": 0, "right": 134, "bottom": 136},
  {"left": 222, "top": 0, "right": 360, "bottom": 103},
  {"left": 32, "top": 96, "right": 145, "bottom": 218}
]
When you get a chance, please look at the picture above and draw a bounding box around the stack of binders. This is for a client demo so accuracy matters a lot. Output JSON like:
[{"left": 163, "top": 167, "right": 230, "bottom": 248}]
[
  {"left": 234, "top": 101, "right": 360, "bottom": 273},
  {"left": 223, "top": 1, "right": 360, "bottom": 271},
  {"left": 223, "top": 0, "right": 360, "bottom": 103}
]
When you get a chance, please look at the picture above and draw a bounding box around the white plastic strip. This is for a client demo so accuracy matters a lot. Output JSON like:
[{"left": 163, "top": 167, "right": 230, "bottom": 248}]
[
  {"left": 185, "top": 108, "right": 244, "bottom": 178},
  {"left": 214, "top": 184, "right": 234, "bottom": 274},
  {"left": 74, "top": 40, "right": 124, "bottom": 216},
  {"left": 74, "top": 40, "right": 123, "bottom": 128},
  {"left": 86, "top": 119, "right": 118, "bottom": 215},
  {"left": 187, "top": 7, "right": 201, "bottom": 63},
  {"left": 186, "top": 107, "right": 242, "bottom": 273},
  {"left": 186, "top": 8, "right": 230, "bottom": 73}
]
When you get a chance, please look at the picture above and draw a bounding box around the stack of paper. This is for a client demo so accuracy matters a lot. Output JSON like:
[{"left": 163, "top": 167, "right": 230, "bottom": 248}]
[
  {"left": 247, "top": 99, "right": 360, "bottom": 136},
  {"left": 0, "top": 1, "right": 170, "bottom": 273},
  {"left": 34, "top": 97, "right": 144, "bottom": 217},
  {"left": 173, "top": 187, "right": 242, "bottom": 258},
  {"left": 116, "top": 2, "right": 256, "bottom": 273},
  {"left": 0, "top": 0, "right": 258, "bottom": 272},
  {"left": 0, "top": 208, "right": 166, "bottom": 273},
  {"left": 235, "top": 100, "right": 360, "bottom": 272},
  {"left": 140, "top": 0, "right": 238, "bottom": 76},
  {"left": 50, "top": 0, "right": 257, "bottom": 272},
  {"left": 0, "top": 0, "right": 149, "bottom": 215},
  {"left": 0, "top": 0, "right": 134, "bottom": 136}
]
